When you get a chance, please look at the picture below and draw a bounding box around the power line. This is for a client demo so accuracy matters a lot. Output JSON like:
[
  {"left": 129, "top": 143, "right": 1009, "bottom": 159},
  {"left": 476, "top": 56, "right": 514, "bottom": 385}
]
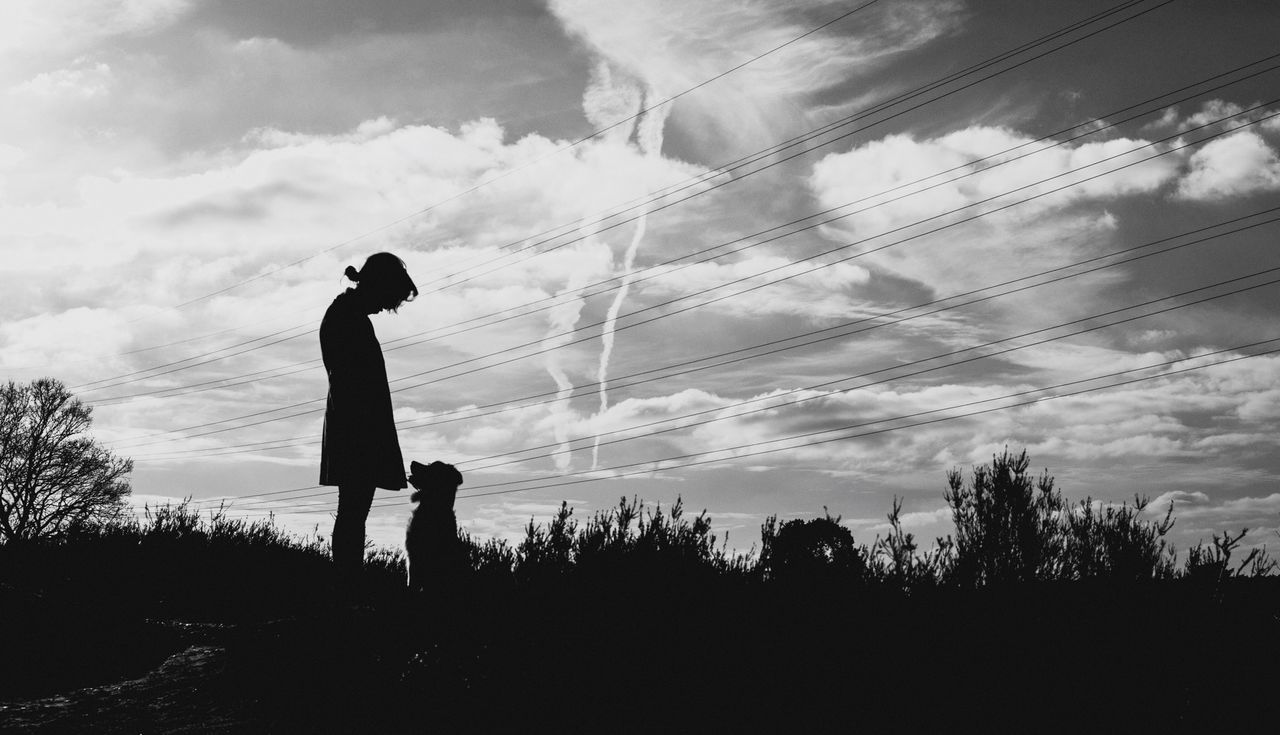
[
  {"left": 191, "top": 268, "right": 1280, "bottom": 509},
  {"left": 4, "top": 307, "right": 319, "bottom": 372},
  {"left": 90, "top": 52, "right": 1280, "bottom": 412},
  {"left": 99, "top": 69, "right": 1276, "bottom": 410},
  {"left": 104, "top": 105, "right": 1277, "bottom": 450},
  {"left": 349, "top": 107, "right": 1280, "bottom": 392},
  {"left": 460, "top": 263, "right": 1280, "bottom": 472},
  {"left": 73, "top": 0, "right": 1176, "bottom": 389},
  {"left": 140, "top": 209, "right": 1280, "bottom": 465},
  {"left": 125, "top": 0, "right": 887, "bottom": 319},
  {"left": 189, "top": 484, "right": 324, "bottom": 508},
  {"left": 455, "top": 342, "right": 1280, "bottom": 500},
  {"left": 71, "top": 321, "right": 318, "bottom": 392},
  {"left": 403, "top": 0, "right": 1172, "bottom": 296},
  {"left": 216, "top": 340, "right": 1280, "bottom": 515}
]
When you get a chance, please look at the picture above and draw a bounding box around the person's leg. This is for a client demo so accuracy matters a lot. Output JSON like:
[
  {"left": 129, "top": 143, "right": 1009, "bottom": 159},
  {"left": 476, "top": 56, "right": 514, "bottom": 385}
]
[{"left": 332, "top": 483, "right": 376, "bottom": 572}]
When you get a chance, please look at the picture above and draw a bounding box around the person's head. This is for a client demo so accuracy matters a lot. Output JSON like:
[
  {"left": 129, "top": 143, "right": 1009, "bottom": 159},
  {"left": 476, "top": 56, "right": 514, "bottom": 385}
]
[{"left": 344, "top": 252, "right": 418, "bottom": 313}]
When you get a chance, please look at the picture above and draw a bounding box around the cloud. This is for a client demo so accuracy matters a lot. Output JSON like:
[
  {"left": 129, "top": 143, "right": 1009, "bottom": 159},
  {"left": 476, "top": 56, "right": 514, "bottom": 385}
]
[
  {"left": 1141, "top": 106, "right": 1181, "bottom": 133},
  {"left": 1151, "top": 492, "right": 1280, "bottom": 522},
  {"left": 0, "top": 144, "right": 24, "bottom": 169},
  {"left": 846, "top": 506, "right": 951, "bottom": 536},
  {"left": 1143, "top": 490, "right": 1280, "bottom": 557},
  {"left": 810, "top": 127, "right": 1179, "bottom": 237},
  {"left": 1175, "top": 130, "right": 1280, "bottom": 201},
  {"left": 0, "top": 114, "right": 711, "bottom": 317},
  {"left": 642, "top": 256, "right": 872, "bottom": 320},
  {"left": 5, "top": 0, "right": 1279, "bottom": 564},
  {"left": 548, "top": 0, "right": 962, "bottom": 156},
  {"left": 1, "top": 0, "right": 191, "bottom": 63},
  {"left": 10, "top": 58, "right": 114, "bottom": 98},
  {"left": 0, "top": 306, "right": 141, "bottom": 369},
  {"left": 1236, "top": 390, "right": 1280, "bottom": 422},
  {"left": 462, "top": 500, "right": 573, "bottom": 545},
  {"left": 1146, "top": 490, "right": 1211, "bottom": 515},
  {"left": 806, "top": 125, "right": 1180, "bottom": 307},
  {"left": 563, "top": 351, "right": 1280, "bottom": 483}
]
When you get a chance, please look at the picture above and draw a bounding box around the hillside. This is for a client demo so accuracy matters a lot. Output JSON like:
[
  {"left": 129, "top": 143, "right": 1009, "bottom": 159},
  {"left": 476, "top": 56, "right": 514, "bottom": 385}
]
[{"left": 2, "top": 452, "right": 1278, "bottom": 732}]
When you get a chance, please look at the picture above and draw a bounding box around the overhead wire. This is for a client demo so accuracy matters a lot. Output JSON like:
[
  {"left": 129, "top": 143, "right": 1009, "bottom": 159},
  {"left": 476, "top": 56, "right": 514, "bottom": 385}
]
[
  {"left": 72, "top": 0, "right": 1178, "bottom": 393},
  {"left": 92, "top": 59, "right": 1277, "bottom": 409},
  {"left": 454, "top": 343, "right": 1280, "bottom": 499},
  {"left": 89, "top": 55, "right": 1280, "bottom": 434},
  {"left": 120, "top": 0, "right": 887, "bottom": 321},
  {"left": 192, "top": 263, "right": 1280, "bottom": 509},
  {"left": 106, "top": 51, "right": 1279, "bottom": 406},
  {"left": 160, "top": 0, "right": 1280, "bottom": 517},
  {"left": 70, "top": 321, "right": 318, "bottom": 391},
  {"left": 19, "top": 1, "right": 1271, "bottom": 536},
  {"left": 105, "top": 103, "right": 1279, "bottom": 451},
  {"left": 210, "top": 340, "right": 1280, "bottom": 515},
  {"left": 354, "top": 103, "right": 1280, "bottom": 391},
  {"left": 144, "top": 207, "right": 1280, "bottom": 465},
  {"left": 460, "top": 269, "right": 1280, "bottom": 474},
  {"left": 395, "top": 0, "right": 1175, "bottom": 295}
]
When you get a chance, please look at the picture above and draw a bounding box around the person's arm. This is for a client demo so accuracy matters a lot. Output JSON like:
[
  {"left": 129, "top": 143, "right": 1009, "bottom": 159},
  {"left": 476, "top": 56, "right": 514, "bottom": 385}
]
[{"left": 321, "top": 313, "right": 382, "bottom": 417}]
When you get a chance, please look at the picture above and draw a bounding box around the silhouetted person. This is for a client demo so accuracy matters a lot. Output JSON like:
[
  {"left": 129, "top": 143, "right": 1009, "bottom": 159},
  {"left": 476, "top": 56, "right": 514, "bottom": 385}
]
[{"left": 320, "top": 252, "right": 418, "bottom": 579}]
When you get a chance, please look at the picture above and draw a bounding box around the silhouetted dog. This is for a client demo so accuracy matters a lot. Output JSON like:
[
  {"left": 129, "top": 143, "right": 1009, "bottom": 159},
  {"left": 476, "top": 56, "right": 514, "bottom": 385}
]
[{"left": 406, "top": 460, "right": 465, "bottom": 592}]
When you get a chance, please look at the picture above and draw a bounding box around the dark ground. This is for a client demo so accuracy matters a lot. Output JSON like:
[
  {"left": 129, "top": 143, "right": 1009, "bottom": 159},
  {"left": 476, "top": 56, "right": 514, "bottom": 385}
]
[{"left": 2, "top": 578, "right": 1278, "bottom": 733}]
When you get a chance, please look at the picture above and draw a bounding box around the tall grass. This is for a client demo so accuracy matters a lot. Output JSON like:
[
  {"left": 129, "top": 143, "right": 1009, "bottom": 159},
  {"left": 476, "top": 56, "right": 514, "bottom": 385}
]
[
  {"left": 1, "top": 501, "right": 405, "bottom": 621},
  {"left": 1, "top": 449, "right": 1273, "bottom": 618},
  {"left": 499, "top": 449, "right": 1274, "bottom": 588},
  {"left": 2, "top": 456, "right": 1276, "bottom": 729}
]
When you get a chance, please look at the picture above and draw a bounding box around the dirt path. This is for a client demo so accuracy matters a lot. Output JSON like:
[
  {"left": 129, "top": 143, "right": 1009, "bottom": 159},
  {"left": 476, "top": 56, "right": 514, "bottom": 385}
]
[{"left": 0, "top": 645, "right": 251, "bottom": 734}]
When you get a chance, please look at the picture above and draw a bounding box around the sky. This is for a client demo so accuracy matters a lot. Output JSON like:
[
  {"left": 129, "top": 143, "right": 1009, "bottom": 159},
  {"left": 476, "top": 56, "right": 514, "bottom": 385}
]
[{"left": 3, "top": 0, "right": 1279, "bottom": 558}]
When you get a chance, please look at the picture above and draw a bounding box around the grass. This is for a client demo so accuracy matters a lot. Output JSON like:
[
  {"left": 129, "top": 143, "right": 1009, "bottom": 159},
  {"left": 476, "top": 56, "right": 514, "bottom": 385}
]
[{"left": 1, "top": 450, "right": 1277, "bottom": 731}]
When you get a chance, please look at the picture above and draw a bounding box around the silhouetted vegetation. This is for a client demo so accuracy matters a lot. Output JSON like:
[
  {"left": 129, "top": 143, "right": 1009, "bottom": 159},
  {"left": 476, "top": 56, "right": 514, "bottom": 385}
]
[
  {"left": 451, "top": 450, "right": 1272, "bottom": 589},
  {"left": 2, "top": 450, "right": 1277, "bottom": 731}
]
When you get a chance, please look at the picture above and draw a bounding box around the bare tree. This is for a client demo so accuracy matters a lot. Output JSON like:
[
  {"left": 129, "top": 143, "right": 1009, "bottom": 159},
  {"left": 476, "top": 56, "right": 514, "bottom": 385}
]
[{"left": 0, "top": 378, "right": 132, "bottom": 543}]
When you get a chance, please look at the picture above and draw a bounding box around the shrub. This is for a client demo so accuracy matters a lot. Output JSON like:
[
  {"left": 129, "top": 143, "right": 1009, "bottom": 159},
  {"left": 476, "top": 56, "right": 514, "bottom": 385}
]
[
  {"left": 940, "top": 449, "right": 1209, "bottom": 586},
  {"left": 944, "top": 449, "right": 1064, "bottom": 586},
  {"left": 6, "top": 500, "right": 343, "bottom": 621},
  {"left": 460, "top": 529, "right": 517, "bottom": 579},
  {"left": 872, "top": 498, "right": 953, "bottom": 590},
  {"left": 760, "top": 510, "right": 867, "bottom": 584},
  {"left": 514, "top": 501, "right": 576, "bottom": 581},
  {"left": 1184, "top": 528, "right": 1279, "bottom": 584},
  {"left": 1062, "top": 495, "right": 1176, "bottom": 582},
  {"left": 510, "top": 496, "right": 745, "bottom": 584}
]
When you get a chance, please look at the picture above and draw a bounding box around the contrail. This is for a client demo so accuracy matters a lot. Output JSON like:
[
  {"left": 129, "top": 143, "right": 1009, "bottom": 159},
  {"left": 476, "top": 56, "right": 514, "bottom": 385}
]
[
  {"left": 542, "top": 263, "right": 595, "bottom": 471},
  {"left": 542, "top": 62, "right": 643, "bottom": 471},
  {"left": 592, "top": 83, "right": 671, "bottom": 468}
]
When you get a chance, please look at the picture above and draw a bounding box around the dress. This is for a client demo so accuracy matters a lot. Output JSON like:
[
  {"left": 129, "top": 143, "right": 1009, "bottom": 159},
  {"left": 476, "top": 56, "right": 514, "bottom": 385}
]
[{"left": 318, "top": 290, "right": 407, "bottom": 490}]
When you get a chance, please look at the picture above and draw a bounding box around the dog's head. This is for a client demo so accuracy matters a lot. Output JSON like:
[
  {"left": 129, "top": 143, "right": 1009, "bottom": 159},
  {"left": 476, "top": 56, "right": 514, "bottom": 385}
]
[{"left": 408, "top": 460, "right": 464, "bottom": 506}]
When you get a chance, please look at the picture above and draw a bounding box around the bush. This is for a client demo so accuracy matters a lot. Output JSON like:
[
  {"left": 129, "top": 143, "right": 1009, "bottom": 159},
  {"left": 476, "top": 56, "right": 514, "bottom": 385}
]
[
  {"left": 944, "top": 449, "right": 1064, "bottom": 586},
  {"left": 1061, "top": 495, "right": 1176, "bottom": 582},
  {"left": 760, "top": 511, "right": 867, "bottom": 583},
  {"left": 1185, "top": 528, "right": 1279, "bottom": 585},
  {"left": 512, "top": 497, "right": 746, "bottom": 584},
  {"left": 871, "top": 497, "right": 953, "bottom": 590},
  {"left": 937, "top": 449, "right": 1222, "bottom": 586},
  {"left": 0, "top": 500, "right": 346, "bottom": 622}
]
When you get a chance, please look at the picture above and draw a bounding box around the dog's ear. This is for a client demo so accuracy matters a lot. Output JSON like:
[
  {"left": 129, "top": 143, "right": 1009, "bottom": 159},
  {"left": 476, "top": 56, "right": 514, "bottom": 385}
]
[{"left": 424, "top": 460, "right": 464, "bottom": 488}]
